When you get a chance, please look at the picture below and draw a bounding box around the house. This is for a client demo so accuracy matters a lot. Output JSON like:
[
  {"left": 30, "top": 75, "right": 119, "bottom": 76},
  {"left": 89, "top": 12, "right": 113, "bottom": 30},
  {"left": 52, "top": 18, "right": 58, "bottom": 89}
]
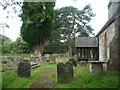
[{"left": 75, "top": 0, "right": 120, "bottom": 72}]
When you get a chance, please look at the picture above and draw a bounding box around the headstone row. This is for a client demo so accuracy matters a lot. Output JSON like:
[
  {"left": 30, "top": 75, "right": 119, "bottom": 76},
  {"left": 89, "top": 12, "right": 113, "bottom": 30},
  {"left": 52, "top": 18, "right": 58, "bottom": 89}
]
[{"left": 1, "top": 56, "right": 24, "bottom": 66}]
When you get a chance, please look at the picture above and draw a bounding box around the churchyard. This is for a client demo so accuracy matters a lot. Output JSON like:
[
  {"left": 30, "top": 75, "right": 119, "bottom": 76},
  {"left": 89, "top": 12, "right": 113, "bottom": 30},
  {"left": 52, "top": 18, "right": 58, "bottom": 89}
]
[
  {"left": 0, "top": 0, "right": 120, "bottom": 89},
  {"left": 1, "top": 54, "right": 119, "bottom": 88}
]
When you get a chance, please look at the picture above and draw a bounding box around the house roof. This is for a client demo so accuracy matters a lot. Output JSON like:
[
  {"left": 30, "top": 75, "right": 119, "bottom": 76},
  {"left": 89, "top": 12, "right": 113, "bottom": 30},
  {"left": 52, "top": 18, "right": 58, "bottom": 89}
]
[{"left": 75, "top": 37, "right": 98, "bottom": 48}]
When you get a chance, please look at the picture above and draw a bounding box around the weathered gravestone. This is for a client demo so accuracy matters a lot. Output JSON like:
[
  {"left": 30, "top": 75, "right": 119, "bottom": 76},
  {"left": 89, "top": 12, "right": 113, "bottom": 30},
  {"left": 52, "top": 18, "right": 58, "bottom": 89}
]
[
  {"left": 8, "top": 56, "right": 15, "bottom": 66},
  {"left": 30, "top": 56, "right": 37, "bottom": 65},
  {"left": 41, "top": 56, "right": 47, "bottom": 62},
  {"left": 89, "top": 61, "right": 105, "bottom": 76},
  {"left": 2, "top": 56, "right": 7, "bottom": 65},
  {"left": 18, "top": 60, "right": 31, "bottom": 77},
  {"left": 35, "top": 56, "right": 40, "bottom": 64},
  {"left": 68, "top": 58, "right": 77, "bottom": 67},
  {"left": 79, "top": 61, "right": 87, "bottom": 67},
  {"left": 49, "top": 55, "right": 56, "bottom": 63},
  {"left": 57, "top": 62, "right": 73, "bottom": 83},
  {"left": 16, "top": 56, "right": 23, "bottom": 64}
]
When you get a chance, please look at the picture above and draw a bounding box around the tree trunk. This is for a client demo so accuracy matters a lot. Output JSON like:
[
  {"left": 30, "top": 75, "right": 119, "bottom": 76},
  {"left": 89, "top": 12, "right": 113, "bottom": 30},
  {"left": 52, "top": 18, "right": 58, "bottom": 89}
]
[
  {"left": 33, "top": 40, "right": 46, "bottom": 58},
  {"left": 68, "top": 44, "right": 72, "bottom": 58}
]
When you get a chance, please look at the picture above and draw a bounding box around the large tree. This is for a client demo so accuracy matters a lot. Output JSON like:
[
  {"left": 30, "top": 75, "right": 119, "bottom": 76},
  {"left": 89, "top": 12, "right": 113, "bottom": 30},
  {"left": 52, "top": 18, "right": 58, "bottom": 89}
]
[
  {"left": 55, "top": 5, "right": 95, "bottom": 57},
  {"left": 20, "top": 2, "right": 55, "bottom": 57}
]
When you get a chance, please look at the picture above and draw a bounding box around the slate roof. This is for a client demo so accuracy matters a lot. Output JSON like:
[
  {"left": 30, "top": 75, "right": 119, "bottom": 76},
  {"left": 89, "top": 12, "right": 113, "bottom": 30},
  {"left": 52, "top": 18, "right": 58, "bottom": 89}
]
[{"left": 75, "top": 37, "right": 98, "bottom": 48}]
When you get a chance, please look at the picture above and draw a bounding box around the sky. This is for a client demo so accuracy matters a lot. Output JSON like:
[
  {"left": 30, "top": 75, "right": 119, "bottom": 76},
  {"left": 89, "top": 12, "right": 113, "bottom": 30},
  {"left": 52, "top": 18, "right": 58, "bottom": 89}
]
[{"left": 0, "top": 0, "right": 109, "bottom": 41}]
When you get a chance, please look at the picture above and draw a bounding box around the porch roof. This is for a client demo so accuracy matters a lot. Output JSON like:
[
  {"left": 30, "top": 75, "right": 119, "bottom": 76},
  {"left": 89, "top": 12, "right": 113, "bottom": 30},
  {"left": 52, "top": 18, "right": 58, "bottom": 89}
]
[{"left": 75, "top": 37, "right": 98, "bottom": 48}]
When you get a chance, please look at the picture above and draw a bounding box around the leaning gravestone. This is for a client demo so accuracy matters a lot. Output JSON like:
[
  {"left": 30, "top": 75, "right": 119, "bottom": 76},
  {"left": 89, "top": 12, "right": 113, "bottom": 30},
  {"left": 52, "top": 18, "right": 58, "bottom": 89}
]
[
  {"left": 57, "top": 62, "right": 73, "bottom": 83},
  {"left": 18, "top": 60, "right": 31, "bottom": 77},
  {"left": 8, "top": 56, "right": 15, "bottom": 66}
]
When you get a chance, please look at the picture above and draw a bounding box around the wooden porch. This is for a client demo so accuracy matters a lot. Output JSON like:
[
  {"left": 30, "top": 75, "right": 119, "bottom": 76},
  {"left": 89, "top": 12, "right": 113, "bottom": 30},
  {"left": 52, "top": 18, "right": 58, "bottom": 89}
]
[{"left": 75, "top": 37, "right": 99, "bottom": 62}]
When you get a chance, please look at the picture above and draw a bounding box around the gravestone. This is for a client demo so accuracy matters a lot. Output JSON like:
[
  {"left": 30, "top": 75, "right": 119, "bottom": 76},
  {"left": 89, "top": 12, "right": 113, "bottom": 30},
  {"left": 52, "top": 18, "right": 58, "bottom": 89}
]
[
  {"left": 49, "top": 55, "right": 56, "bottom": 63},
  {"left": 16, "top": 56, "right": 23, "bottom": 64},
  {"left": 30, "top": 56, "right": 37, "bottom": 65},
  {"left": 18, "top": 60, "right": 31, "bottom": 77},
  {"left": 89, "top": 61, "right": 105, "bottom": 76},
  {"left": 35, "top": 56, "right": 40, "bottom": 64},
  {"left": 57, "top": 62, "right": 73, "bottom": 83},
  {"left": 2, "top": 56, "right": 7, "bottom": 65},
  {"left": 42, "top": 56, "right": 47, "bottom": 62},
  {"left": 8, "top": 56, "right": 15, "bottom": 66},
  {"left": 68, "top": 58, "right": 77, "bottom": 67},
  {"left": 79, "top": 61, "right": 87, "bottom": 67}
]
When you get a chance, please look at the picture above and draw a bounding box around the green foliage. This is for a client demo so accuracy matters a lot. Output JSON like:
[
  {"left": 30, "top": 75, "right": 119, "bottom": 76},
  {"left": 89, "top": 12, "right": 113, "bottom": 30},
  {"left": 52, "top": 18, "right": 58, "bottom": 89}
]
[
  {"left": 2, "top": 36, "right": 33, "bottom": 54},
  {"left": 12, "top": 37, "right": 33, "bottom": 54},
  {"left": 55, "top": 5, "right": 95, "bottom": 41},
  {"left": 2, "top": 40, "right": 12, "bottom": 54},
  {"left": 20, "top": 2, "right": 55, "bottom": 45},
  {"left": 48, "top": 5, "right": 95, "bottom": 55},
  {"left": 0, "top": 34, "right": 10, "bottom": 45},
  {"left": 44, "top": 41, "right": 67, "bottom": 54}
]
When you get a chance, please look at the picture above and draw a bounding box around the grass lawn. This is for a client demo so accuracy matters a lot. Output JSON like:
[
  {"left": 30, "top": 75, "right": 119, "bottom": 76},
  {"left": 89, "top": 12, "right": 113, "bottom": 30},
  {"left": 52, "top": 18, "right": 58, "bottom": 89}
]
[
  {"left": 56, "top": 66, "right": 119, "bottom": 88},
  {"left": 2, "top": 63, "right": 119, "bottom": 88},
  {"left": 2, "top": 63, "right": 56, "bottom": 88}
]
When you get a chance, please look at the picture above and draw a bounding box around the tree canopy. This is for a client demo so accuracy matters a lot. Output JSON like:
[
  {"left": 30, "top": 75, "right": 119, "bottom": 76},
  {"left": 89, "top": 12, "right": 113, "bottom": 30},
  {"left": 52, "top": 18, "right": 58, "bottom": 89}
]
[
  {"left": 20, "top": 2, "right": 55, "bottom": 56},
  {"left": 21, "top": 2, "right": 55, "bottom": 45},
  {"left": 53, "top": 5, "right": 95, "bottom": 56}
]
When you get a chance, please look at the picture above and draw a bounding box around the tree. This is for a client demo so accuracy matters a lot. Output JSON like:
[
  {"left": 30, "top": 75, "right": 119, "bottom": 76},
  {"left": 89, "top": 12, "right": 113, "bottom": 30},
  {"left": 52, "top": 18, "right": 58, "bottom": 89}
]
[
  {"left": 54, "top": 5, "right": 95, "bottom": 57},
  {"left": 20, "top": 2, "right": 55, "bottom": 57},
  {"left": 0, "top": 34, "right": 10, "bottom": 45},
  {"left": 11, "top": 37, "right": 33, "bottom": 54},
  {"left": 2, "top": 40, "right": 11, "bottom": 54}
]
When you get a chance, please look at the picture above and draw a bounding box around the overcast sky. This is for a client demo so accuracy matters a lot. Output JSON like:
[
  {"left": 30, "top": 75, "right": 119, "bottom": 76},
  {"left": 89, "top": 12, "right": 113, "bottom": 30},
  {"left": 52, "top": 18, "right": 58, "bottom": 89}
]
[{"left": 0, "top": 0, "right": 109, "bottom": 41}]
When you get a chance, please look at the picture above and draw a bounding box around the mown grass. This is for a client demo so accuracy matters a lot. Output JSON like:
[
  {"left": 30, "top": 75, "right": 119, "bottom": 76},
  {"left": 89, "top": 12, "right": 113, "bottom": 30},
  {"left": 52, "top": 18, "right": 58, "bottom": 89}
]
[
  {"left": 2, "top": 63, "right": 56, "bottom": 88},
  {"left": 56, "top": 65, "right": 119, "bottom": 88}
]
